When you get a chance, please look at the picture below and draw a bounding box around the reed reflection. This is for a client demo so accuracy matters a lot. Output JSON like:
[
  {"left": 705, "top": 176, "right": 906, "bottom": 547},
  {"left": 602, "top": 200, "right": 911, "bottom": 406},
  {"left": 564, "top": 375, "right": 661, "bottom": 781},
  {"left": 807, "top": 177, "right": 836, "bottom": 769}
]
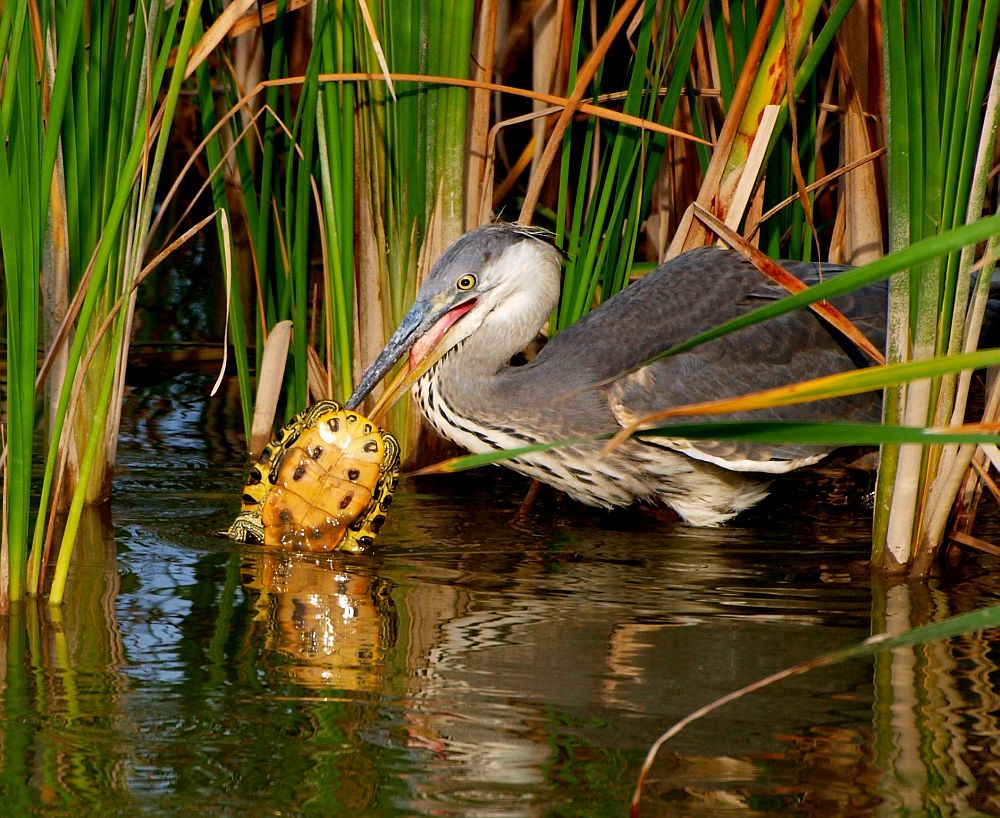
[
  {"left": 872, "top": 579, "right": 1000, "bottom": 816},
  {"left": 0, "top": 506, "right": 128, "bottom": 812}
]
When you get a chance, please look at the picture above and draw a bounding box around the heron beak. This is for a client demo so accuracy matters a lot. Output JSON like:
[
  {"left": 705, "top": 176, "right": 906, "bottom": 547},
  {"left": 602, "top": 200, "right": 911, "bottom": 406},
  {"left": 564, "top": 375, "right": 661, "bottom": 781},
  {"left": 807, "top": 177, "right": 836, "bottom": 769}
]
[{"left": 346, "top": 296, "right": 478, "bottom": 421}]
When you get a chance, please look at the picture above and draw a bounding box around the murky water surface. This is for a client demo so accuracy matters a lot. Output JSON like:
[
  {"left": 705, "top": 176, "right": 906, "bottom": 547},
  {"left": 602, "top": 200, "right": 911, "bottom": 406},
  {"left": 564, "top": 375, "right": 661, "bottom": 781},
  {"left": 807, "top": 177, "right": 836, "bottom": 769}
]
[{"left": 3, "top": 374, "right": 1000, "bottom": 816}]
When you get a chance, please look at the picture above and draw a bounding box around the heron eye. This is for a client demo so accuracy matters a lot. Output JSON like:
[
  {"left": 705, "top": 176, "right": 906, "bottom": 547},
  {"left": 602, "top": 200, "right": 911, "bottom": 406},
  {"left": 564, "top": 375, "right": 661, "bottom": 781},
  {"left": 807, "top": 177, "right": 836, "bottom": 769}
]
[{"left": 456, "top": 274, "right": 477, "bottom": 291}]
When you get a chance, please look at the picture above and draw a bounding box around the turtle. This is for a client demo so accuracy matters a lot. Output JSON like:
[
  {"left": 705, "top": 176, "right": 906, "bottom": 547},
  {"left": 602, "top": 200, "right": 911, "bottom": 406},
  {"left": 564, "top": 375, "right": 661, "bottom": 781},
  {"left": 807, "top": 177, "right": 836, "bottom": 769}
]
[{"left": 227, "top": 400, "right": 400, "bottom": 553}]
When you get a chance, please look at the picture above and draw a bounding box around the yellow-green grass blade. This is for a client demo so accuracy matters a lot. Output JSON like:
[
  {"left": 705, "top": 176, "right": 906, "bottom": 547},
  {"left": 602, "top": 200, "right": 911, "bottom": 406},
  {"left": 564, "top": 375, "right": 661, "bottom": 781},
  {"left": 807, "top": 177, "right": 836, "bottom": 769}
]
[
  {"left": 412, "top": 421, "right": 1000, "bottom": 477},
  {"left": 615, "top": 348, "right": 1000, "bottom": 432},
  {"left": 414, "top": 345, "right": 1000, "bottom": 476}
]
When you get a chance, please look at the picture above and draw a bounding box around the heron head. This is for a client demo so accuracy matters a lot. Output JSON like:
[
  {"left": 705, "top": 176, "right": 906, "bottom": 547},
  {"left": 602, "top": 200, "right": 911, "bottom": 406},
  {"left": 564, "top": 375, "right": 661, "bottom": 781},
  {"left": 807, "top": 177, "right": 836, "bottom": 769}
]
[{"left": 346, "top": 223, "right": 562, "bottom": 417}]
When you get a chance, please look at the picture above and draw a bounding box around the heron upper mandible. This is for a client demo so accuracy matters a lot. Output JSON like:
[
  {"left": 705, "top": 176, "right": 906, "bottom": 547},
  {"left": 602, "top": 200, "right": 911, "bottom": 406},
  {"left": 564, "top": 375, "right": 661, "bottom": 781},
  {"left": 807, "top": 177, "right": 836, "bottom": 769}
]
[{"left": 346, "top": 223, "right": 885, "bottom": 526}]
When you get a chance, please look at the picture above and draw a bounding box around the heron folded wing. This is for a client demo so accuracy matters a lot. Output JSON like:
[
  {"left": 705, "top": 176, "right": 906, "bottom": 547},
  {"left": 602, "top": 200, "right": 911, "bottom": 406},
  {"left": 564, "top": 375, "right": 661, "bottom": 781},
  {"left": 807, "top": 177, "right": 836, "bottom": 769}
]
[{"left": 605, "top": 307, "right": 883, "bottom": 473}]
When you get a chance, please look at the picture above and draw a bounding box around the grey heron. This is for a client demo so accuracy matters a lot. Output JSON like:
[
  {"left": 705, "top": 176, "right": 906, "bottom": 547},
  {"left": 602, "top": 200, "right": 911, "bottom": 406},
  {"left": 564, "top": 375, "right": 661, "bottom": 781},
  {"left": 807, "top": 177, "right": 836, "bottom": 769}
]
[{"left": 347, "top": 223, "right": 886, "bottom": 526}]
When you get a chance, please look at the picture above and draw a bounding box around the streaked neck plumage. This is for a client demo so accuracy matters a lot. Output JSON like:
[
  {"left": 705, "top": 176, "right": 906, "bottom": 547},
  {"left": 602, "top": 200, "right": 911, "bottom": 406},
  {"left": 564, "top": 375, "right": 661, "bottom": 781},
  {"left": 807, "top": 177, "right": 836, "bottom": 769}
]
[{"left": 415, "top": 239, "right": 561, "bottom": 439}]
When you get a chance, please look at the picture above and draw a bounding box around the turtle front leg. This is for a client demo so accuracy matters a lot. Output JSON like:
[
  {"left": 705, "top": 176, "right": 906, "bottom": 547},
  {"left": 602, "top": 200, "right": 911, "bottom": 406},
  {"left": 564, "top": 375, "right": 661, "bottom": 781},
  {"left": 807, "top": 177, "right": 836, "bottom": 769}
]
[{"left": 227, "top": 511, "right": 265, "bottom": 544}]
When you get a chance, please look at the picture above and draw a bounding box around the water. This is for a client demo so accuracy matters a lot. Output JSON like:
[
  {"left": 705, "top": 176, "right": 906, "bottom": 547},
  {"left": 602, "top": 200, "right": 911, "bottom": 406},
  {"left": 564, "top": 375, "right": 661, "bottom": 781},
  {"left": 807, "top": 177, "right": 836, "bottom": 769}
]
[{"left": 3, "top": 372, "right": 1000, "bottom": 816}]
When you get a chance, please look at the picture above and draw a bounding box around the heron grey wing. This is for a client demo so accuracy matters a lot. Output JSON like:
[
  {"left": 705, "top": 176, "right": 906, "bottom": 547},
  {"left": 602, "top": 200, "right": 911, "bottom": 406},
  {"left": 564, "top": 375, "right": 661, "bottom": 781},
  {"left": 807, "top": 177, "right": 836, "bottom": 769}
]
[
  {"left": 535, "top": 247, "right": 886, "bottom": 382},
  {"left": 534, "top": 247, "right": 790, "bottom": 381},
  {"left": 606, "top": 303, "right": 885, "bottom": 472}
]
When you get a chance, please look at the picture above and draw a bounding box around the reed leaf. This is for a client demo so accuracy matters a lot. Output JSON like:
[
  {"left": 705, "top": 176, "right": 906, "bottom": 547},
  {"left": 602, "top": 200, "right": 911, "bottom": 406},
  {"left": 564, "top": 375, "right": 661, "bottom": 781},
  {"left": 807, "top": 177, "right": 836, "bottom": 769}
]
[
  {"left": 414, "top": 420, "right": 1000, "bottom": 477},
  {"left": 313, "top": 0, "right": 357, "bottom": 401},
  {"left": 555, "top": 0, "right": 705, "bottom": 332},
  {"left": 0, "top": 0, "right": 46, "bottom": 601}
]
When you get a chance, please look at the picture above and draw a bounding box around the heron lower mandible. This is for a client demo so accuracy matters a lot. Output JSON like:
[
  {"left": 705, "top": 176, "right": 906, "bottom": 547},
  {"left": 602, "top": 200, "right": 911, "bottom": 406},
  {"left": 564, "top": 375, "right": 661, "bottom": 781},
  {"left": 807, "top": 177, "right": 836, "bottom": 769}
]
[{"left": 347, "top": 223, "right": 885, "bottom": 526}]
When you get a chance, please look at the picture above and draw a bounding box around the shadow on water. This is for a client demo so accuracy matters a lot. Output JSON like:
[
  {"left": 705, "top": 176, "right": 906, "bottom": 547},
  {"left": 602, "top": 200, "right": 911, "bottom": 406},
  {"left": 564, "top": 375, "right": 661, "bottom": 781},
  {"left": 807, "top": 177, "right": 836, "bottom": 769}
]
[{"left": 2, "top": 372, "right": 1000, "bottom": 816}]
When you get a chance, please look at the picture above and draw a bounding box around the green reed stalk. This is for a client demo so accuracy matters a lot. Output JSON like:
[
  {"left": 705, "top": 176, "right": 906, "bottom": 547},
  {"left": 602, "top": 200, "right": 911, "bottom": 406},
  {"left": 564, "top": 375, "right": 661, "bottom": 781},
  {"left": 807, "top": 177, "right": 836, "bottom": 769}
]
[
  {"left": 874, "top": 0, "right": 1000, "bottom": 572},
  {"left": 192, "top": 57, "right": 254, "bottom": 435},
  {"left": 0, "top": 0, "right": 84, "bottom": 602},
  {"left": 353, "top": 0, "right": 474, "bottom": 455},
  {"left": 555, "top": 0, "right": 704, "bottom": 331},
  {"left": 255, "top": 4, "right": 288, "bottom": 339},
  {"left": 0, "top": 0, "right": 202, "bottom": 601},
  {"left": 313, "top": 0, "right": 357, "bottom": 399},
  {"left": 286, "top": 53, "right": 320, "bottom": 407},
  {"left": 49, "top": 0, "right": 202, "bottom": 605},
  {"left": 436, "top": 1, "right": 474, "bottom": 245}
]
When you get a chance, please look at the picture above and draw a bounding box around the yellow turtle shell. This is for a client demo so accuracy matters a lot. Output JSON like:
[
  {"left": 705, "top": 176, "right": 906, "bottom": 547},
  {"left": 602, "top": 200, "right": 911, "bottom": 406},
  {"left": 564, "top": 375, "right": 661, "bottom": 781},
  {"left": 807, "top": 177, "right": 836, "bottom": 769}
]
[{"left": 227, "top": 400, "right": 400, "bottom": 553}]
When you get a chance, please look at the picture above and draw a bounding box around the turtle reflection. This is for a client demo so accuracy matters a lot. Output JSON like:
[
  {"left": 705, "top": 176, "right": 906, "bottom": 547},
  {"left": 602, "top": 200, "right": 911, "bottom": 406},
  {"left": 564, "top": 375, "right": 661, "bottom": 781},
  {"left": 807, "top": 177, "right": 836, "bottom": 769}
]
[{"left": 241, "top": 551, "right": 397, "bottom": 689}]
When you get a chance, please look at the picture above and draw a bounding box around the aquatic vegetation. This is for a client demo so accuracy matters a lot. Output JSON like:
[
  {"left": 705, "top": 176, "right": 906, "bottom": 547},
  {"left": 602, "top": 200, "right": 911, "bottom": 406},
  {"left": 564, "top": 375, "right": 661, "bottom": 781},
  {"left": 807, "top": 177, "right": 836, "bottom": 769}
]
[{"left": 1, "top": 0, "right": 999, "bottom": 606}]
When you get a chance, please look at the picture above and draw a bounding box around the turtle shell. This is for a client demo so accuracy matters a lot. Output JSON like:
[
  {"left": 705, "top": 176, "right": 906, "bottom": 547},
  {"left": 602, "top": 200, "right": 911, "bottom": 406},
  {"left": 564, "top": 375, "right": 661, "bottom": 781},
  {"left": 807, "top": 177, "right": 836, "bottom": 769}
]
[{"left": 227, "top": 400, "right": 400, "bottom": 553}]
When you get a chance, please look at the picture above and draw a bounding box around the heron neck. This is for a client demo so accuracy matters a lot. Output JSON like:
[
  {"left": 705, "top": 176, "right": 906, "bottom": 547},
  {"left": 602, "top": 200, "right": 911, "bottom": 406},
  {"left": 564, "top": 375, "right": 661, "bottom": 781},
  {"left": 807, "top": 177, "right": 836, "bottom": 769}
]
[
  {"left": 423, "top": 293, "right": 554, "bottom": 416},
  {"left": 440, "top": 314, "right": 532, "bottom": 387},
  {"left": 417, "top": 238, "right": 561, "bottom": 419}
]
